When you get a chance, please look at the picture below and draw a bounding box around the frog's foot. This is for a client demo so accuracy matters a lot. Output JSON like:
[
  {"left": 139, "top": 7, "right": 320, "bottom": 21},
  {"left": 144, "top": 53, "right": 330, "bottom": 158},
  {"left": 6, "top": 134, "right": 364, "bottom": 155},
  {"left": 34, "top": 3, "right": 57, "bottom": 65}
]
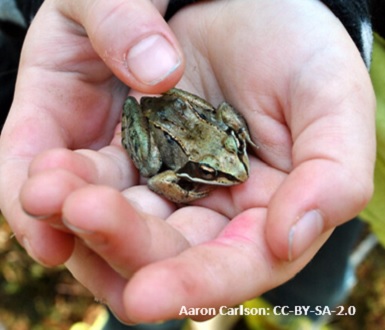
[{"left": 148, "top": 171, "right": 212, "bottom": 204}]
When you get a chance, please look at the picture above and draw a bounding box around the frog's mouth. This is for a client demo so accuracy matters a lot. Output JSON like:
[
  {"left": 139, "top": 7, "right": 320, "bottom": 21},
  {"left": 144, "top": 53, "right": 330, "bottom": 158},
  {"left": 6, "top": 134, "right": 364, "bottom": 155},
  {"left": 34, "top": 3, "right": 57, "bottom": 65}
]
[{"left": 178, "top": 174, "right": 243, "bottom": 186}]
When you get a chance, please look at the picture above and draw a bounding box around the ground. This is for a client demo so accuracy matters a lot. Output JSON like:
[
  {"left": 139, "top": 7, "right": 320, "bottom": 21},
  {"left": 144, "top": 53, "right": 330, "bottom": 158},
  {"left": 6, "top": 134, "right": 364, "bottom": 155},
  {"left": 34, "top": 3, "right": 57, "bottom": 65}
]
[{"left": 1, "top": 214, "right": 385, "bottom": 330}]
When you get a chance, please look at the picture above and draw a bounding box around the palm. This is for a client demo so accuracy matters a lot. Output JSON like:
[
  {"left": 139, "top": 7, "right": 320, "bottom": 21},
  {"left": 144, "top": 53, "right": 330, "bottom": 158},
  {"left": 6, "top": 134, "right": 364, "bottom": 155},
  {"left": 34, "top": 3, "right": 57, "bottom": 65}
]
[
  {"left": 19, "top": 13, "right": 127, "bottom": 149},
  {"left": 164, "top": 0, "right": 340, "bottom": 213}
]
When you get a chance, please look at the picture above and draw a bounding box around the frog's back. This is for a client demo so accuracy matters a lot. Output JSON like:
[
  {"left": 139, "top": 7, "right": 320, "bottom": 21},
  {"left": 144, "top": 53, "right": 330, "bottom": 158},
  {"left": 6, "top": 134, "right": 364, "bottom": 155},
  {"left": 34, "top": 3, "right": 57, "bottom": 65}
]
[{"left": 147, "top": 99, "right": 228, "bottom": 157}]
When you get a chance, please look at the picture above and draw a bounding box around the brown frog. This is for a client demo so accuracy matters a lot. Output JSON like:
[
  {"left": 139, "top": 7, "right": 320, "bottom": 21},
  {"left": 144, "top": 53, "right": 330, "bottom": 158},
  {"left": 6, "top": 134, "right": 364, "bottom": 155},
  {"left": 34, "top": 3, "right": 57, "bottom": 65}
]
[{"left": 121, "top": 88, "right": 254, "bottom": 203}]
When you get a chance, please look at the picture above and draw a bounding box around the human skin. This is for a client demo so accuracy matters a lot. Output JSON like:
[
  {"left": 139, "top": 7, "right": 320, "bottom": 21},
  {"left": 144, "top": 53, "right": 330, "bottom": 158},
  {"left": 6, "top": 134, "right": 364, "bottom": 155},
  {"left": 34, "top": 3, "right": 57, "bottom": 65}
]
[{"left": 0, "top": 0, "right": 375, "bottom": 324}]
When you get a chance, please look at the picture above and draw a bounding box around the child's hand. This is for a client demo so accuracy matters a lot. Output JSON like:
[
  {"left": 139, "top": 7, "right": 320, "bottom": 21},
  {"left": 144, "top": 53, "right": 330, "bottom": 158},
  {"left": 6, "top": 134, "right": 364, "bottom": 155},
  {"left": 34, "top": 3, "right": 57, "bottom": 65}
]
[{"left": 0, "top": 0, "right": 184, "bottom": 264}]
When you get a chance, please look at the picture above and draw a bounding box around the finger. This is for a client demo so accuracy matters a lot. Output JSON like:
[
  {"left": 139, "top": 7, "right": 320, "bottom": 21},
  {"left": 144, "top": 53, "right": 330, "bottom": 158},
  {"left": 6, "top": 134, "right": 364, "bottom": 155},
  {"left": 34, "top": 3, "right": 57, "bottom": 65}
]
[
  {"left": 121, "top": 209, "right": 331, "bottom": 322},
  {"left": 266, "top": 49, "right": 376, "bottom": 261},
  {"left": 62, "top": 185, "right": 229, "bottom": 277},
  {"left": 20, "top": 146, "right": 137, "bottom": 218},
  {"left": 62, "top": 185, "right": 188, "bottom": 277},
  {"left": 63, "top": 187, "right": 229, "bottom": 323},
  {"left": 267, "top": 159, "right": 373, "bottom": 261},
  {"left": 29, "top": 146, "right": 137, "bottom": 189},
  {"left": 55, "top": 0, "right": 184, "bottom": 92},
  {"left": 119, "top": 184, "right": 231, "bottom": 235},
  {"left": 20, "top": 168, "right": 87, "bottom": 218}
]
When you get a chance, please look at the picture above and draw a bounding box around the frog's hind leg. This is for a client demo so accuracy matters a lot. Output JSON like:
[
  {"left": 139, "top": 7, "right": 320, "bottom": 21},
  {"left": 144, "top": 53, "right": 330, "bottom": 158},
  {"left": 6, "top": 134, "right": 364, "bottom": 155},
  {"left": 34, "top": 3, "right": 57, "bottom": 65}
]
[{"left": 148, "top": 171, "right": 212, "bottom": 204}]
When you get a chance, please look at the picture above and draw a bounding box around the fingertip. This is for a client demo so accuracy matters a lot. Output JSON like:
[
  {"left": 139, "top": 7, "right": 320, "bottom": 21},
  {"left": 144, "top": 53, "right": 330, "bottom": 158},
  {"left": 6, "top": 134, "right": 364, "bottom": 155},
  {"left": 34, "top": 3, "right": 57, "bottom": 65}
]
[
  {"left": 266, "top": 161, "right": 371, "bottom": 261},
  {"left": 287, "top": 210, "right": 324, "bottom": 261},
  {"left": 125, "top": 34, "right": 184, "bottom": 91},
  {"left": 76, "top": 0, "right": 184, "bottom": 92},
  {"left": 20, "top": 169, "right": 86, "bottom": 218},
  {"left": 265, "top": 172, "right": 326, "bottom": 261},
  {"left": 266, "top": 210, "right": 326, "bottom": 262}
]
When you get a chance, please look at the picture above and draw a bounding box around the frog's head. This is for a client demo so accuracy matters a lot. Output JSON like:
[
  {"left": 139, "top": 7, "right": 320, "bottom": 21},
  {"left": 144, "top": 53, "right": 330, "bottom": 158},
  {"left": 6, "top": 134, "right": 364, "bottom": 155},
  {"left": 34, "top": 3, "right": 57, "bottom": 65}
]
[
  {"left": 177, "top": 138, "right": 250, "bottom": 186},
  {"left": 176, "top": 121, "right": 252, "bottom": 186}
]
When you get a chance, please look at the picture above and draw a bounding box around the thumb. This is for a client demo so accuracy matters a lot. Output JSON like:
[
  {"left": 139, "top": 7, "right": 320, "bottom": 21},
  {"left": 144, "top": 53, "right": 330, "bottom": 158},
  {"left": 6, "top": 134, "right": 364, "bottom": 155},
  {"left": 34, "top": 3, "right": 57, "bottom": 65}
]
[
  {"left": 266, "top": 160, "right": 373, "bottom": 262},
  {"left": 265, "top": 62, "right": 375, "bottom": 262},
  {"left": 58, "top": 0, "right": 184, "bottom": 92}
]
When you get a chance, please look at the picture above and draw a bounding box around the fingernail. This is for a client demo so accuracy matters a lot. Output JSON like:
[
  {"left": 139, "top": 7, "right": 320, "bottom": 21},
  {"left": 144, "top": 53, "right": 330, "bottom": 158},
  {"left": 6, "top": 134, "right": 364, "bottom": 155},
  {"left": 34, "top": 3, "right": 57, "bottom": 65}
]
[
  {"left": 288, "top": 210, "right": 324, "bottom": 261},
  {"left": 127, "top": 34, "right": 181, "bottom": 85}
]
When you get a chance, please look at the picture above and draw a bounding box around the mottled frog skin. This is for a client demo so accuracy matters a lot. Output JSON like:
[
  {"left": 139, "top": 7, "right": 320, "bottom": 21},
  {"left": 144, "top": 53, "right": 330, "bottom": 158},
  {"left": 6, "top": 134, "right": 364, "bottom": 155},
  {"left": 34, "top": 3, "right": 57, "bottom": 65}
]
[{"left": 121, "top": 88, "right": 254, "bottom": 203}]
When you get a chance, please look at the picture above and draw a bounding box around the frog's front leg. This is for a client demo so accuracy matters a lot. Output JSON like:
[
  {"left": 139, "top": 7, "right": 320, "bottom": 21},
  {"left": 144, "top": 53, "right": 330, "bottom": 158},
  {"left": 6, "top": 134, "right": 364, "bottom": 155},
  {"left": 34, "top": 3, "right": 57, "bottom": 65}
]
[
  {"left": 217, "top": 102, "right": 256, "bottom": 148},
  {"left": 122, "top": 97, "right": 162, "bottom": 177},
  {"left": 148, "top": 170, "right": 212, "bottom": 203}
]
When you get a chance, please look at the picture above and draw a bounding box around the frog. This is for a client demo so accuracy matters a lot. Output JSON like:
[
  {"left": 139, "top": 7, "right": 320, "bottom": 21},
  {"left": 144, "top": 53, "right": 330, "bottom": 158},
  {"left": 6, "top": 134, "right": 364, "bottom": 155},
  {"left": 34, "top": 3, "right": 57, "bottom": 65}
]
[{"left": 121, "top": 88, "right": 255, "bottom": 203}]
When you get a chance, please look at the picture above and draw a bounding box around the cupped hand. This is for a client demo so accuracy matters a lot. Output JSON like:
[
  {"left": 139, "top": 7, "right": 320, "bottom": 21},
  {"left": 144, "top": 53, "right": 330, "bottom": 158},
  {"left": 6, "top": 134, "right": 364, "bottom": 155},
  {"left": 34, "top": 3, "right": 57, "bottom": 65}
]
[
  {"left": 0, "top": 0, "right": 184, "bottom": 263},
  {"left": 0, "top": 0, "right": 376, "bottom": 325}
]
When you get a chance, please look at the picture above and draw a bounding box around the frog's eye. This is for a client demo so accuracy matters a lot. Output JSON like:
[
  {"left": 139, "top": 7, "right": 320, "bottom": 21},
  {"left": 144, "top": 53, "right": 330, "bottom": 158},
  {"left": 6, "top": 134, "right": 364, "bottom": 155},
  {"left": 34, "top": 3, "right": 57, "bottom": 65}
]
[
  {"left": 198, "top": 164, "right": 217, "bottom": 180},
  {"left": 178, "top": 161, "right": 221, "bottom": 183}
]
